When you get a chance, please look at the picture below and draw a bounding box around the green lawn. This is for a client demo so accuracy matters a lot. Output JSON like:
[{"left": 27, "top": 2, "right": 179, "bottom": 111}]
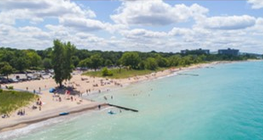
[
  {"left": 82, "top": 68, "right": 165, "bottom": 79},
  {"left": 0, "top": 90, "right": 38, "bottom": 115}
]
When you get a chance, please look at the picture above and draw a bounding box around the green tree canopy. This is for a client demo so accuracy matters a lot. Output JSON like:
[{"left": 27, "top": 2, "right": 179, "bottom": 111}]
[
  {"left": 145, "top": 57, "right": 158, "bottom": 70},
  {"left": 155, "top": 55, "right": 169, "bottom": 67},
  {"left": 11, "top": 57, "right": 29, "bottom": 72},
  {"left": 104, "top": 59, "right": 113, "bottom": 67},
  {"left": 0, "top": 62, "right": 14, "bottom": 79},
  {"left": 26, "top": 51, "right": 42, "bottom": 69},
  {"left": 78, "top": 58, "right": 92, "bottom": 68},
  {"left": 51, "top": 39, "right": 75, "bottom": 87},
  {"left": 168, "top": 55, "right": 181, "bottom": 67},
  {"left": 102, "top": 67, "right": 113, "bottom": 76},
  {"left": 90, "top": 54, "right": 103, "bottom": 71},
  {"left": 42, "top": 58, "right": 52, "bottom": 70},
  {"left": 72, "top": 56, "right": 80, "bottom": 68},
  {"left": 120, "top": 52, "right": 140, "bottom": 69}
]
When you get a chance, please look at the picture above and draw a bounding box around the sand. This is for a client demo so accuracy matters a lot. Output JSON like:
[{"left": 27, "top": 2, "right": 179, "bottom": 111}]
[{"left": 0, "top": 61, "right": 227, "bottom": 132}]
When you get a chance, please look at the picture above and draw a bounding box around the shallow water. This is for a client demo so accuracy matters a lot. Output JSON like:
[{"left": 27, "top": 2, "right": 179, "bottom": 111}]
[{"left": 1, "top": 61, "right": 263, "bottom": 140}]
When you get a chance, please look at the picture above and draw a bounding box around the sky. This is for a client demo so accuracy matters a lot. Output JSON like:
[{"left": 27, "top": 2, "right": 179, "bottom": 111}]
[{"left": 0, "top": 0, "right": 262, "bottom": 53}]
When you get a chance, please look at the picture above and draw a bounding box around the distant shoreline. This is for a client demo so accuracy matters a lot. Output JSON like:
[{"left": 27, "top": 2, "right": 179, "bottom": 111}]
[{"left": 0, "top": 60, "right": 259, "bottom": 133}]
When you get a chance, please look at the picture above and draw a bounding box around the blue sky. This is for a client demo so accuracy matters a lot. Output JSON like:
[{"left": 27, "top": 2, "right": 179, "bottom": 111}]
[{"left": 0, "top": 0, "right": 262, "bottom": 53}]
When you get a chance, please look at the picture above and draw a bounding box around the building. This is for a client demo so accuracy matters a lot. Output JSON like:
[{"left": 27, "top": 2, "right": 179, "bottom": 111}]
[
  {"left": 181, "top": 48, "right": 210, "bottom": 55},
  {"left": 218, "top": 48, "right": 239, "bottom": 56}
]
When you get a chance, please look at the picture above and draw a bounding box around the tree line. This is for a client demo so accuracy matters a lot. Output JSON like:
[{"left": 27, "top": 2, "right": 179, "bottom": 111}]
[{"left": 0, "top": 40, "right": 258, "bottom": 82}]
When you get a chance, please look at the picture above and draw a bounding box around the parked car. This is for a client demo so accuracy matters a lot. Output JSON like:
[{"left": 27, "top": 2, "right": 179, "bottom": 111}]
[{"left": 0, "top": 78, "right": 9, "bottom": 84}]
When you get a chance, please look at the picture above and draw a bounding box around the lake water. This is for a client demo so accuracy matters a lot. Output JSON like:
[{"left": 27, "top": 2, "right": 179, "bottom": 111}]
[{"left": 1, "top": 61, "right": 263, "bottom": 140}]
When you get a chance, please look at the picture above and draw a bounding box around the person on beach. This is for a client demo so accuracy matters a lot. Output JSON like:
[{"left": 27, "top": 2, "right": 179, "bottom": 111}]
[
  {"left": 36, "top": 98, "right": 40, "bottom": 105},
  {"left": 17, "top": 110, "right": 21, "bottom": 115},
  {"left": 98, "top": 105, "right": 101, "bottom": 110},
  {"left": 52, "top": 94, "right": 55, "bottom": 101},
  {"left": 32, "top": 105, "right": 37, "bottom": 109},
  {"left": 71, "top": 96, "right": 73, "bottom": 101}
]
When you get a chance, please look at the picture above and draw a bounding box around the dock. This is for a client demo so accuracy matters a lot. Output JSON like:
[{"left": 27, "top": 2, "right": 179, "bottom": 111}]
[
  {"left": 108, "top": 103, "right": 139, "bottom": 112},
  {"left": 178, "top": 73, "right": 199, "bottom": 76}
]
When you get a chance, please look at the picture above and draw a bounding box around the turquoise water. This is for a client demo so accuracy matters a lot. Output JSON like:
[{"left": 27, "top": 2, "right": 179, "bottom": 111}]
[{"left": 1, "top": 61, "right": 263, "bottom": 140}]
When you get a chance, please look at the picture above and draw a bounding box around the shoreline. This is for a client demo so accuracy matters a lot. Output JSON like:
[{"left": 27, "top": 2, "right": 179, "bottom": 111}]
[
  {"left": 0, "top": 60, "right": 256, "bottom": 133},
  {"left": 0, "top": 103, "right": 108, "bottom": 132}
]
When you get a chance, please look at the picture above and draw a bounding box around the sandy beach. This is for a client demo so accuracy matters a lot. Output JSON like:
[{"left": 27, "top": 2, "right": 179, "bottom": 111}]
[{"left": 0, "top": 61, "right": 228, "bottom": 132}]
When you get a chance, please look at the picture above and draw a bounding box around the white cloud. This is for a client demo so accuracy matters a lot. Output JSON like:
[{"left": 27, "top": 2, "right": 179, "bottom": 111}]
[
  {"left": 0, "top": 24, "right": 51, "bottom": 49},
  {"left": 199, "top": 15, "right": 256, "bottom": 30},
  {"left": 121, "top": 29, "right": 167, "bottom": 39},
  {"left": 0, "top": 23, "right": 109, "bottom": 50},
  {"left": 111, "top": 0, "right": 208, "bottom": 26},
  {"left": 59, "top": 16, "right": 107, "bottom": 32},
  {"left": 247, "top": 0, "right": 263, "bottom": 9},
  {"left": 0, "top": 0, "right": 262, "bottom": 53},
  {"left": 169, "top": 28, "right": 193, "bottom": 36},
  {"left": 245, "top": 18, "right": 263, "bottom": 35},
  {"left": 0, "top": 0, "right": 95, "bottom": 25}
]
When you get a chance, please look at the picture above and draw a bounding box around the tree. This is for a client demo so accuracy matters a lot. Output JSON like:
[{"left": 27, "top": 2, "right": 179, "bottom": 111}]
[
  {"left": 63, "top": 42, "right": 75, "bottom": 81},
  {"left": 120, "top": 52, "right": 140, "bottom": 69},
  {"left": 155, "top": 55, "right": 169, "bottom": 67},
  {"left": 42, "top": 58, "right": 52, "bottom": 70},
  {"left": 26, "top": 51, "right": 42, "bottom": 69},
  {"left": 0, "top": 49, "right": 15, "bottom": 63},
  {"left": 90, "top": 54, "right": 103, "bottom": 71},
  {"left": 138, "top": 61, "right": 146, "bottom": 70},
  {"left": 51, "top": 40, "right": 75, "bottom": 87},
  {"left": 183, "top": 55, "right": 194, "bottom": 66},
  {"left": 102, "top": 67, "right": 113, "bottom": 76},
  {"left": 11, "top": 57, "right": 29, "bottom": 72},
  {"left": 168, "top": 55, "right": 181, "bottom": 67},
  {"left": 72, "top": 56, "right": 80, "bottom": 68},
  {"left": 78, "top": 58, "right": 92, "bottom": 68},
  {"left": 104, "top": 59, "right": 113, "bottom": 67},
  {"left": 145, "top": 58, "right": 158, "bottom": 70},
  {"left": 0, "top": 62, "right": 14, "bottom": 79},
  {"left": 116, "top": 59, "right": 122, "bottom": 73}
]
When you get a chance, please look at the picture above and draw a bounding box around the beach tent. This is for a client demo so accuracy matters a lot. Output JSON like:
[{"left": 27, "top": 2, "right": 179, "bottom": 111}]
[{"left": 49, "top": 88, "right": 55, "bottom": 93}]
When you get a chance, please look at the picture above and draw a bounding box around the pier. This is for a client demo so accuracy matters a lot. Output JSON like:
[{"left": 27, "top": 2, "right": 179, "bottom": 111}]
[
  {"left": 108, "top": 103, "right": 139, "bottom": 112},
  {"left": 178, "top": 73, "right": 199, "bottom": 76}
]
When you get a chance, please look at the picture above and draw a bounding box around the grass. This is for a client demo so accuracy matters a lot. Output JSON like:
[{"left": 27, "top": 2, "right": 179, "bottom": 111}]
[
  {"left": 0, "top": 90, "right": 38, "bottom": 115},
  {"left": 83, "top": 68, "right": 166, "bottom": 79}
]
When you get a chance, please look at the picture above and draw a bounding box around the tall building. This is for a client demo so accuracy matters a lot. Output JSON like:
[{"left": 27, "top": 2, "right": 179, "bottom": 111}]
[
  {"left": 181, "top": 48, "right": 210, "bottom": 55},
  {"left": 218, "top": 48, "right": 239, "bottom": 56}
]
